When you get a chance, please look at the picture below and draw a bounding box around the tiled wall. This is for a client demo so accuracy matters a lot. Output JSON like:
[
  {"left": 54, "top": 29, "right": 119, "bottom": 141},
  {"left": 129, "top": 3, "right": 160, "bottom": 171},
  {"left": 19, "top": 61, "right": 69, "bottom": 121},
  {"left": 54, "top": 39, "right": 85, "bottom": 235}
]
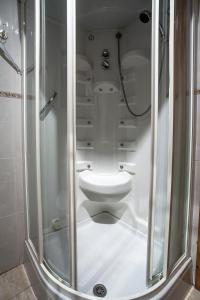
[{"left": 0, "top": 0, "right": 24, "bottom": 273}]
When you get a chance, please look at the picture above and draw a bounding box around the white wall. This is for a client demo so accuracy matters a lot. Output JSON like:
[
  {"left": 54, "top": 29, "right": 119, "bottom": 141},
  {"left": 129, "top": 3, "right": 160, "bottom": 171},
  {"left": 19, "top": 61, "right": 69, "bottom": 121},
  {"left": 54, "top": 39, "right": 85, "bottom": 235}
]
[{"left": 0, "top": 0, "right": 24, "bottom": 273}]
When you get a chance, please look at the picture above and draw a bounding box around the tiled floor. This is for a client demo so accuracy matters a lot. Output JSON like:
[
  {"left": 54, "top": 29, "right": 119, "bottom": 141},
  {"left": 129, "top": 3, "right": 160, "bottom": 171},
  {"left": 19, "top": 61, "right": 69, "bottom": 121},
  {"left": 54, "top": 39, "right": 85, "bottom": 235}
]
[
  {"left": 186, "top": 287, "right": 200, "bottom": 300},
  {"left": 0, "top": 265, "right": 36, "bottom": 300}
]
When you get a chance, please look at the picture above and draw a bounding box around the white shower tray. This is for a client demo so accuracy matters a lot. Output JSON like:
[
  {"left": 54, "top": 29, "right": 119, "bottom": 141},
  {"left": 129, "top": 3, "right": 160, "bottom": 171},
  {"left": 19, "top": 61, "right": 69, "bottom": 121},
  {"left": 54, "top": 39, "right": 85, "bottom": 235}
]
[{"left": 79, "top": 170, "right": 132, "bottom": 202}]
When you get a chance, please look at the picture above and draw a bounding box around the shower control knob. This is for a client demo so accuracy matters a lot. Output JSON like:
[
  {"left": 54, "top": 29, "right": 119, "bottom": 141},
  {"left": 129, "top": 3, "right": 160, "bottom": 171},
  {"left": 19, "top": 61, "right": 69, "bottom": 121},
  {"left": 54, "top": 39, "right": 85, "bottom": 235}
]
[
  {"left": 0, "top": 29, "right": 8, "bottom": 41},
  {"left": 102, "top": 60, "right": 110, "bottom": 70},
  {"left": 102, "top": 49, "right": 110, "bottom": 58}
]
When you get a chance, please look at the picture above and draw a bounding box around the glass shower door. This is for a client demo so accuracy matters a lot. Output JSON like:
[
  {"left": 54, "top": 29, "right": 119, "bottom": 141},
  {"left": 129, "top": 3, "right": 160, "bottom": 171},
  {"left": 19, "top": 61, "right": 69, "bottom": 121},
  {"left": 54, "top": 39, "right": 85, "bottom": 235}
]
[
  {"left": 39, "top": 0, "right": 77, "bottom": 286},
  {"left": 147, "top": 0, "right": 193, "bottom": 286},
  {"left": 168, "top": 0, "right": 193, "bottom": 271},
  {"left": 40, "top": 0, "right": 70, "bottom": 282},
  {"left": 151, "top": 0, "right": 171, "bottom": 279},
  {"left": 24, "top": 0, "right": 76, "bottom": 288},
  {"left": 147, "top": 0, "right": 171, "bottom": 284}
]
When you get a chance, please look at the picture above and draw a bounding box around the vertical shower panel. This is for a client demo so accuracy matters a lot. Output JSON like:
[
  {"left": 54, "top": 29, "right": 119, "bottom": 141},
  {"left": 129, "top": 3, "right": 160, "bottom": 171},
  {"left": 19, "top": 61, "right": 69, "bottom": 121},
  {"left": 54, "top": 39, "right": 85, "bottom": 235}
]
[
  {"left": 147, "top": 0, "right": 160, "bottom": 284},
  {"left": 39, "top": 0, "right": 72, "bottom": 283},
  {"left": 168, "top": 0, "right": 193, "bottom": 271},
  {"left": 24, "top": 0, "right": 77, "bottom": 287},
  {"left": 150, "top": 0, "right": 171, "bottom": 281},
  {"left": 147, "top": 0, "right": 193, "bottom": 285},
  {"left": 24, "top": 0, "right": 39, "bottom": 256}
]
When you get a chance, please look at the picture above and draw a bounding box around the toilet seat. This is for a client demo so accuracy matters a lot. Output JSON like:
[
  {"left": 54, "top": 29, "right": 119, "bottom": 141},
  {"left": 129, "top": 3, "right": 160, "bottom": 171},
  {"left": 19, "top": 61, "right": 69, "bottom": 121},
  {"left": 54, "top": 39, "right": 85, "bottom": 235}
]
[{"left": 79, "top": 170, "right": 132, "bottom": 202}]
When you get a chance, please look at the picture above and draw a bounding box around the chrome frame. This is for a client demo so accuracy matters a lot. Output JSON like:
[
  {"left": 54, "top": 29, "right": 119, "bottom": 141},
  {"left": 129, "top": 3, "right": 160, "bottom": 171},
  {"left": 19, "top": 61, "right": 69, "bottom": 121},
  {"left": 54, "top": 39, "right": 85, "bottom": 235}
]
[
  {"left": 21, "top": 0, "right": 39, "bottom": 259},
  {"left": 163, "top": 0, "right": 175, "bottom": 278},
  {"left": 146, "top": 0, "right": 160, "bottom": 283},
  {"left": 67, "top": 0, "right": 77, "bottom": 289},
  {"left": 190, "top": 0, "right": 200, "bottom": 283},
  {"left": 166, "top": 0, "right": 195, "bottom": 274},
  {"left": 147, "top": 0, "right": 196, "bottom": 284},
  {"left": 35, "top": 0, "right": 44, "bottom": 264},
  {"left": 21, "top": 0, "right": 29, "bottom": 242},
  {"left": 185, "top": 0, "right": 196, "bottom": 259},
  {"left": 22, "top": 0, "right": 77, "bottom": 287}
]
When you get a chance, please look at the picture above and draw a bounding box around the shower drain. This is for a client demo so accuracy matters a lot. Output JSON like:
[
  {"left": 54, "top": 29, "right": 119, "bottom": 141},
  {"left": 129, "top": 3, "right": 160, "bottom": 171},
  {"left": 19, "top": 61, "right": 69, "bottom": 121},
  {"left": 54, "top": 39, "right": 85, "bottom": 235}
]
[{"left": 93, "top": 284, "right": 107, "bottom": 297}]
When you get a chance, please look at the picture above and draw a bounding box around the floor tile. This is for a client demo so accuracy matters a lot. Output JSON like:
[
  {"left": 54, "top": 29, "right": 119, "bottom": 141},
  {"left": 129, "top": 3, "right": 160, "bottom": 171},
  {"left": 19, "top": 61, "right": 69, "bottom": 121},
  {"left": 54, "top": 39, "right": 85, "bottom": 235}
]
[
  {"left": 0, "top": 277, "right": 22, "bottom": 300},
  {"left": 1, "top": 265, "right": 30, "bottom": 294},
  {"left": 186, "top": 287, "right": 200, "bottom": 300},
  {"left": 15, "top": 287, "right": 37, "bottom": 300}
]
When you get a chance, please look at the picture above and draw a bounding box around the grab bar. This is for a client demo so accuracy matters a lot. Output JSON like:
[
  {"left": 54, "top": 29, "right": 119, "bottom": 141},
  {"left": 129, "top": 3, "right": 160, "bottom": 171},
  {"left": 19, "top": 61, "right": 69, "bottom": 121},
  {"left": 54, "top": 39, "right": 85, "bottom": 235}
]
[
  {"left": 40, "top": 91, "right": 57, "bottom": 121},
  {"left": 27, "top": 65, "right": 34, "bottom": 74},
  {"left": 0, "top": 43, "right": 22, "bottom": 75}
]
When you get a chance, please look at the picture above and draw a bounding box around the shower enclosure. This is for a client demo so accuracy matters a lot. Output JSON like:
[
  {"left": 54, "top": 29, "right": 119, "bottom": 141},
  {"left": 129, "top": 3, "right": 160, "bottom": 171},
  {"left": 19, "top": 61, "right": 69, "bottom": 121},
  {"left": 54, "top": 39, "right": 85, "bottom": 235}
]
[{"left": 22, "top": 0, "right": 198, "bottom": 299}]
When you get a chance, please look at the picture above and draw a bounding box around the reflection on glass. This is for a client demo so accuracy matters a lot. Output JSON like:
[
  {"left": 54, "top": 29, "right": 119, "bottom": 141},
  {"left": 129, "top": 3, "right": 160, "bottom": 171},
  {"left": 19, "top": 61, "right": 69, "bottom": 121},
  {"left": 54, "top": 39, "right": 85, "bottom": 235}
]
[
  {"left": 40, "top": 0, "right": 70, "bottom": 282},
  {"left": 169, "top": 0, "right": 192, "bottom": 269},
  {"left": 151, "top": 0, "right": 170, "bottom": 279}
]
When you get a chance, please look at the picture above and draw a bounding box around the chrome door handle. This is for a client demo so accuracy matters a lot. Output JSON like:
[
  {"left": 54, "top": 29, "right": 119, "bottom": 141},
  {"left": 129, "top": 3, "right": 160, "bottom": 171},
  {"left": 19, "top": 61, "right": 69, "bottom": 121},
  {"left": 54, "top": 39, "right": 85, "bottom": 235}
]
[{"left": 40, "top": 91, "right": 57, "bottom": 121}]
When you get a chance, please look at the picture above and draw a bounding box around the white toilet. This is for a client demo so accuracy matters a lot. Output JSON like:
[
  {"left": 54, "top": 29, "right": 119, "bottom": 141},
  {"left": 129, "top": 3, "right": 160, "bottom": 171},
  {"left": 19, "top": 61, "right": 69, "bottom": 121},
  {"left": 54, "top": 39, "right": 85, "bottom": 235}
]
[{"left": 79, "top": 170, "right": 132, "bottom": 202}]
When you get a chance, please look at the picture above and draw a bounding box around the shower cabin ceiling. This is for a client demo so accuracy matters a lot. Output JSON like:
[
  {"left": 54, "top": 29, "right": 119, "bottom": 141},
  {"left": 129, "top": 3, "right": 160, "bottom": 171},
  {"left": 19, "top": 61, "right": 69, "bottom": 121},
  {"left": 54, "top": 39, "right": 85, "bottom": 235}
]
[{"left": 77, "top": 0, "right": 151, "bottom": 30}]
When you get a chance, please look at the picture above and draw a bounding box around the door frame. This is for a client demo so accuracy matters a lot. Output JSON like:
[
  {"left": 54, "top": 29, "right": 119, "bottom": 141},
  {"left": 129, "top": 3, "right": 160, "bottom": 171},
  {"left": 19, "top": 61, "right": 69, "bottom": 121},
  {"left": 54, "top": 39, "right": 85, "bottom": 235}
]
[
  {"left": 22, "top": 0, "right": 78, "bottom": 289},
  {"left": 147, "top": 0, "right": 196, "bottom": 285}
]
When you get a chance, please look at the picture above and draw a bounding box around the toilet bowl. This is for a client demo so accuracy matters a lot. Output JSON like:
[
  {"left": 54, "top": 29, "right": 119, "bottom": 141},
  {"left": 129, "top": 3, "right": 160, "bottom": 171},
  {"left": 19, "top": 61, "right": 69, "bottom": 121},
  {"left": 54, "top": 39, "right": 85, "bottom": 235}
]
[{"left": 79, "top": 170, "right": 132, "bottom": 202}]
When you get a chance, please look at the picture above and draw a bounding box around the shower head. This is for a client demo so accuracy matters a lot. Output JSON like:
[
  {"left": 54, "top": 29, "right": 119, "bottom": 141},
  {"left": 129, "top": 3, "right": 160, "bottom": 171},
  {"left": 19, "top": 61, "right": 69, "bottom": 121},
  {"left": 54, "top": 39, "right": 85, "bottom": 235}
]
[
  {"left": 116, "top": 32, "right": 122, "bottom": 40},
  {"left": 139, "top": 10, "right": 166, "bottom": 41},
  {"left": 139, "top": 11, "right": 151, "bottom": 23}
]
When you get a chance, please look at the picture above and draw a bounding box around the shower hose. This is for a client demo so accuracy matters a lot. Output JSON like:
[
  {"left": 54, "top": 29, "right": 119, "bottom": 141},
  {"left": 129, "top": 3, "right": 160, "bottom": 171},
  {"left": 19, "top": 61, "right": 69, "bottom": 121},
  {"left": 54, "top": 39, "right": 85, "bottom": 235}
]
[{"left": 116, "top": 32, "right": 166, "bottom": 118}]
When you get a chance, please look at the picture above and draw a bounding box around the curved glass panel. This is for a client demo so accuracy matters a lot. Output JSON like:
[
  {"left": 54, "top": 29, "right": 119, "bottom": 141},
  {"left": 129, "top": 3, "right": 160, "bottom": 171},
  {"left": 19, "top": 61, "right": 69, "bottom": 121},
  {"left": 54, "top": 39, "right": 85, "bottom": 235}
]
[
  {"left": 151, "top": 0, "right": 170, "bottom": 280},
  {"left": 169, "top": 0, "right": 192, "bottom": 269},
  {"left": 40, "top": 0, "right": 70, "bottom": 282}
]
